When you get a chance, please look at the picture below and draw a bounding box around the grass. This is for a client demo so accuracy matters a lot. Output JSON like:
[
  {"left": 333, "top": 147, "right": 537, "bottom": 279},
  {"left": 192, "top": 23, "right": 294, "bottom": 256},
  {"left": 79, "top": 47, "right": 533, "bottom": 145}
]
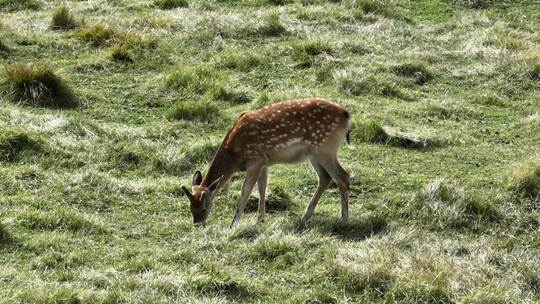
[
  {"left": 154, "top": 0, "right": 188, "bottom": 9},
  {"left": 165, "top": 100, "right": 220, "bottom": 121},
  {"left": 0, "top": 129, "right": 42, "bottom": 162},
  {"left": 1, "top": 63, "right": 77, "bottom": 107},
  {"left": 109, "top": 45, "right": 134, "bottom": 63},
  {"left": 508, "top": 157, "right": 540, "bottom": 199},
  {"left": 0, "top": 0, "right": 539, "bottom": 303},
  {"left": 75, "top": 23, "right": 117, "bottom": 46},
  {"left": 50, "top": 3, "right": 77, "bottom": 30},
  {"left": 0, "top": 0, "right": 40, "bottom": 11}
]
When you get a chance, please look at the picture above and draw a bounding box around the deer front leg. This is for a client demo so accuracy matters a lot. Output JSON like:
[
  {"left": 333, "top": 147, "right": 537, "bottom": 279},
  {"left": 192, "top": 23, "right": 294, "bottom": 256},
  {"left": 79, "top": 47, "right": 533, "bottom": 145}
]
[
  {"left": 257, "top": 167, "right": 268, "bottom": 223},
  {"left": 230, "top": 163, "right": 263, "bottom": 228}
]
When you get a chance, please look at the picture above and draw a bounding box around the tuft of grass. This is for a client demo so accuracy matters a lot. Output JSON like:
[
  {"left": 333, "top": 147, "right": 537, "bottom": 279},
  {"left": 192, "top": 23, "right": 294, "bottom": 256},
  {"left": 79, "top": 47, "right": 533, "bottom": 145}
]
[
  {"left": 353, "top": 0, "right": 406, "bottom": 21},
  {"left": 248, "top": 234, "right": 302, "bottom": 266},
  {"left": 165, "top": 64, "right": 222, "bottom": 96},
  {"left": 18, "top": 208, "right": 105, "bottom": 234},
  {"left": 291, "top": 40, "right": 334, "bottom": 67},
  {"left": 507, "top": 157, "right": 540, "bottom": 199},
  {"left": 454, "top": 0, "right": 494, "bottom": 9},
  {"left": 109, "top": 44, "right": 134, "bottom": 63},
  {"left": 300, "top": 215, "right": 388, "bottom": 241},
  {"left": 0, "top": 38, "right": 10, "bottom": 56},
  {"left": 387, "top": 280, "right": 452, "bottom": 303},
  {"left": 0, "top": 0, "right": 40, "bottom": 11},
  {"left": 15, "top": 287, "right": 82, "bottom": 304},
  {"left": 391, "top": 62, "right": 433, "bottom": 85},
  {"left": 355, "top": 120, "right": 390, "bottom": 144},
  {"left": 247, "top": 13, "right": 287, "bottom": 37},
  {"left": 1, "top": 63, "right": 77, "bottom": 107},
  {"left": 217, "top": 48, "right": 262, "bottom": 71},
  {"left": 355, "top": 120, "right": 437, "bottom": 148},
  {"left": 211, "top": 86, "right": 251, "bottom": 104},
  {"left": 330, "top": 263, "right": 394, "bottom": 296},
  {"left": 267, "top": 0, "right": 289, "bottom": 5},
  {"left": 416, "top": 178, "right": 464, "bottom": 205},
  {"left": 528, "top": 64, "right": 540, "bottom": 81},
  {"left": 245, "top": 185, "right": 294, "bottom": 213},
  {"left": 188, "top": 265, "right": 252, "bottom": 299},
  {"left": 75, "top": 24, "right": 117, "bottom": 46},
  {"left": 335, "top": 72, "right": 410, "bottom": 99},
  {"left": 50, "top": 3, "right": 77, "bottom": 30},
  {"left": 154, "top": 0, "right": 188, "bottom": 9},
  {"left": 413, "top": 179, "right": 500, "bottom": 229},
  {"left": 473, "top": 93, "right": 507, "bottom": 107},
  {"left": 0, "top": 129, "right": 43, "bottom": 162},
  {"left": 0, "top": 222, "right": 11, "bottom": 244},
  {"left": 165, "top": 100, "right": 220, "bottom": 121}
]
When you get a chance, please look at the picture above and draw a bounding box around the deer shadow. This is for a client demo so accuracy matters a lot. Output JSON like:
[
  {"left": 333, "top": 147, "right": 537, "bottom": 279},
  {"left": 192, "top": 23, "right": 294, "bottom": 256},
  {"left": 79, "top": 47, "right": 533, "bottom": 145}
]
[{"left": 286, "top": 214, "right": 388, "bottom": 241}]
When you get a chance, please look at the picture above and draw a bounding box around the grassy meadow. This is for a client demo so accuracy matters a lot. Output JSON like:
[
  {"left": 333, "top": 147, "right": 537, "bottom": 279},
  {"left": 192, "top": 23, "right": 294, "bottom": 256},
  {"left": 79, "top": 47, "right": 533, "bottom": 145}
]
[{"left": 1, "top": 0, "right": 539, "bottom": 302}]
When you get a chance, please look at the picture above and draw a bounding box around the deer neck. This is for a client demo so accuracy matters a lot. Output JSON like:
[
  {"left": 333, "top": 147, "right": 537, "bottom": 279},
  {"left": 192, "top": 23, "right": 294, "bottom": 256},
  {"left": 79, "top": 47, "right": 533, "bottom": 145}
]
[{"left": 202, "top": 147, "right": 236, "bottom": 189}]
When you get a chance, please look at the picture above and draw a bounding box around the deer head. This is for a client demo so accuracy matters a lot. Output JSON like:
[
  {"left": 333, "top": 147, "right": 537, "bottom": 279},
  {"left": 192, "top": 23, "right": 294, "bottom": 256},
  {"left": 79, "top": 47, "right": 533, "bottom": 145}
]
[{"left": 181, "top": 171, "right": 222, "bottom": 225}]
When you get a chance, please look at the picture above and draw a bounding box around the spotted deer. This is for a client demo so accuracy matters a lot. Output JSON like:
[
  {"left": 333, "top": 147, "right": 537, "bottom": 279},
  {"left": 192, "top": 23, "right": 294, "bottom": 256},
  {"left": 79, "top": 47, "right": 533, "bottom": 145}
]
[{"left": 181, "top": 98, "right": 351, "bottom": 228}]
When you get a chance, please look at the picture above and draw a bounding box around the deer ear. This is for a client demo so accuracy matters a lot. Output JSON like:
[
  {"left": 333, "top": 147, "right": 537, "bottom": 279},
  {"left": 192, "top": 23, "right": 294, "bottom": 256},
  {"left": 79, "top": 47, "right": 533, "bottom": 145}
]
[
  {"left": 208, "top": 175, "right": 222, "bottom": 192},
  {"left": 181, "top": 186, "right": 194, "bottom": 200},
  {"left": 192, "top": 171, "right": 203, "bottom": 186}
]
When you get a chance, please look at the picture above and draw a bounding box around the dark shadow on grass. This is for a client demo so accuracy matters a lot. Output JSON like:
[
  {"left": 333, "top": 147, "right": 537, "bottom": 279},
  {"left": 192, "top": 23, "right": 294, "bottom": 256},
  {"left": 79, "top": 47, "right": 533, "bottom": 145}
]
[{"left": 288, "top": 214, "right": 388, "bottom": 241}]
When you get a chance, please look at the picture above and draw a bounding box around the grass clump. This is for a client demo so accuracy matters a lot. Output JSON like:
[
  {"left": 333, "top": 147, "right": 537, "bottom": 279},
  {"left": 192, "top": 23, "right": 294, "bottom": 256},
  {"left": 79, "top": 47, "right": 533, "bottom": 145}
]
[
  {"left": 188, "top": 265, "right": 252, "bottom": 299},
  {"left": 0, "top": 129, "right": 42, "bottom": 162},
  {"left": 335, "top": 72, "right": 410, "bottom": 99},
  {"left": 248, "top": 235, "right": 302, "bottom": 266},
  {"left": 355, "top": 120, "right": 437, "bottom": 148},
  {"left": 508, "top": 157, "right": 540, "bottom": 199},
  {"left": 165, "top": 100, "right": 220, "bottom": 121},
  {"left": 165, "top": 64, "right": 221, "bottom": 96},
  {"left": 391, "top": 62, "right": 433, "bottom": 85},
  {"left": 0, "top": 0, "right": 40, "bottom": 11},
  {"left": 75, "top": 24, "right": 117, "bottom": 46},
  {"left": 19, "top": 208, "right": 105, "bottom": 234},
  {"left": 50, "top": 3, "right": 77, "bottom": 30},
  {"left": 154, "top": 0, "right": 188, "bottom": 9},
  {"left": 0, "top": 38, "right": 10, "bottom": 56},
  {"left": 109, "top": 45, "right": 134, "bottom": 63},
  {"left": 0, "top": 222, "right": 12, "bottom": 244},
  {"left": 528, "top": 64, "right": 540, "bottom": 81},
  {"left": 291, "top": 40, "right": 334, "bottom": 67},
  {"left": 217, "top": 48, "right": 262, "bottom": 71},
  {"left": 1, "top": 63, "right": 77, "bottom": 107},
  {"left": 473, "top": 93, "right": 507, "bottom": 107},
  {"left": 414, "top": 179, "right": 500, "bottom": 229},
  {"left": 211, "top": 86, "right": 251, "bottom": 104},
  {"left": 330, "top": 263, "right": 394, "bottom": 296},
  {"left": 454, "top": 0, "right": 494, "bottom": 9},
  {"left": 247, "top": 13, "right": 287, "bottom": 37},
  {"left": 416, "top": 178, "right": 464, "bottom": 205},
  {"left": 246, "top": 185, "right": 294, "bottom": 213},
  {"left": 353, "top": 0, "right": 406, "bottom": 21}
]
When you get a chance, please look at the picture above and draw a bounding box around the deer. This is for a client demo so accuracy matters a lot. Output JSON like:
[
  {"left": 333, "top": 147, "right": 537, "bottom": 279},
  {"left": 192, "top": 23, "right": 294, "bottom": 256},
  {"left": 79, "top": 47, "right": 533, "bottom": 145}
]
[{"left": 181, "top": 98, "right": 351, "bottom": 228}]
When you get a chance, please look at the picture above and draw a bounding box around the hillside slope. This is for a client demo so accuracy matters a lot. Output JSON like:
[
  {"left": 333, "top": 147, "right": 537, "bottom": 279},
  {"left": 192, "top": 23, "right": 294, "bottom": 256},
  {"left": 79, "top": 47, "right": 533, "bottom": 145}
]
[{"left": 1, "top": 0, "right": 539, "bottom": 303}]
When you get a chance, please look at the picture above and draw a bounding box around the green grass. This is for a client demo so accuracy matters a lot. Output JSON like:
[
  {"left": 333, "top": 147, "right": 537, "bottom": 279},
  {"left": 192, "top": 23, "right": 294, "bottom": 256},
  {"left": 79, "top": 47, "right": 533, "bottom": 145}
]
[
  {"left": 0, "top": 0, "right": 539, "bottom": 303},
  {"left": 0, "top": 0, "right": 40, "bottom": 11},
  {"left": 165, "top": 100, "right": 220, "bottom": 121},
  {"left": 50, "top": 3, "right": 77, "bottom": 30},
  {"left": 0, "top": 63, "right": 77, "bottom": 107},
  {"left": 75, "top": 23, "right": 117, "bottom": 46},
  {"left": 154, "top": 0, "right": 188, "bottom": 9}
]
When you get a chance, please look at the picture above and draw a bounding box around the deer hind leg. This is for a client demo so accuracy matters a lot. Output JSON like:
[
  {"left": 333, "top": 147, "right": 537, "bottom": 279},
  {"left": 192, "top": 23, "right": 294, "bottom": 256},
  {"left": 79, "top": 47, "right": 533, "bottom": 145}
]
[
  {"left": 256, "top": 167, "right": 269, "bottom": 223},
  {"left": 301, "top": 159, "right": 331, "bottom": 222},
  {"left": 230, "top": 162, "right": 264, "bottom": 228},
  {"left": 314, "top": 154, "right": 350, "bottom": 222}
]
